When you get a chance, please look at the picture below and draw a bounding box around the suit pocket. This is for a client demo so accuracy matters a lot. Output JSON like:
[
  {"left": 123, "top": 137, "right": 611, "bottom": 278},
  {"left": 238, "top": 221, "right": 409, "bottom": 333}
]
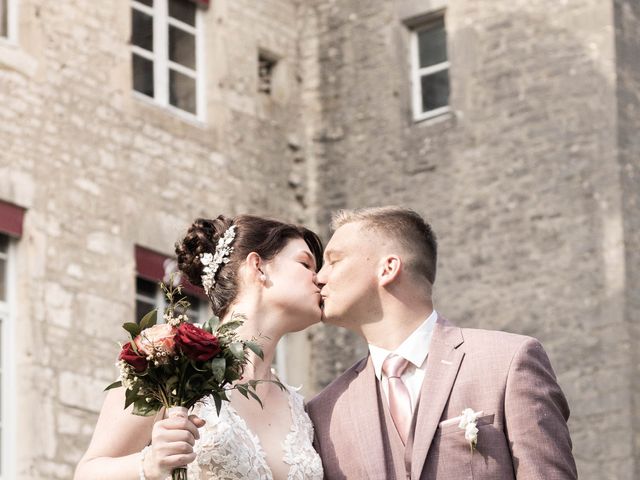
[{"left": 437, "top": 413, "right": 495, "bottom": 436}]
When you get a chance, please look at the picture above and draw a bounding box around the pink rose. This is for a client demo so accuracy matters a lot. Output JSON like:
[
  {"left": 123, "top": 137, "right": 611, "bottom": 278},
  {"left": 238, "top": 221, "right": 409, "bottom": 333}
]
[{"left": 134, "top": 323, "right": 177, "bottom": 357}]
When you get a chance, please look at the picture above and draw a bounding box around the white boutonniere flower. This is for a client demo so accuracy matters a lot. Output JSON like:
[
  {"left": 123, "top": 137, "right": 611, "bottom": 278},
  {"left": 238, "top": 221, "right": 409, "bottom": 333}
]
[{"left": 458, "top": 408, "right": 480, "bottom": 452}]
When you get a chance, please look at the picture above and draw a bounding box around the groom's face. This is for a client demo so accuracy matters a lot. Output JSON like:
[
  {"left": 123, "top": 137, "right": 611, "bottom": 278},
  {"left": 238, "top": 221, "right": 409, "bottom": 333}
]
[{"left": 317, "top": 222, "right": 379, "bottom": 329}]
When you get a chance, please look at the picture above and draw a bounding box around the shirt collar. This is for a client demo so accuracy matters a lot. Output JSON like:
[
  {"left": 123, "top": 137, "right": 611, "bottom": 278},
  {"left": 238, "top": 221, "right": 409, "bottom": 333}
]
[{"left": 369, "top": 309, "right": 438, "bottom": 380}]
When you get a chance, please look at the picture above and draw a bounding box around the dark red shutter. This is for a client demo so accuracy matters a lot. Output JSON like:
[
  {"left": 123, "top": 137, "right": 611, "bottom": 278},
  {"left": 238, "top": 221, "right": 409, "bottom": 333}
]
[
  {"left": 135, "top": 245, "right": 206, "bottom": 299},
  {"left": 0, "top": 199, "right": 26, "bottom": 238},
  {"left": 187, "top": 0, "right": 210, "bottom": 8}
]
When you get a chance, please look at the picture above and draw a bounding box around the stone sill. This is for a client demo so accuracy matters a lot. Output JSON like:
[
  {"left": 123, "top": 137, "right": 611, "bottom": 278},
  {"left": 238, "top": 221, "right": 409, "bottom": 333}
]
[{"left": 0, "top": 40, "right": 38, "bottom": 77}]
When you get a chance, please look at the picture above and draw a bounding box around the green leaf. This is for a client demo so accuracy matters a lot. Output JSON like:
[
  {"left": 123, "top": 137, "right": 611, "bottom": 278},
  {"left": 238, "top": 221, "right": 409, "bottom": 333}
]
[
  {"left": 190, "top": 360, "right": 208, "bottom": 372},
  {"left": 210, "top": 357, "right": 226, "bottom": 383},
  {"left": 244, "top": 341, "right": 264, "bottom": 360},
  {"left": 247, "top": 389, "right": 264, "bottom": 409},
  {"left": 123, "top": 322, "right": 141, "bottom": 339},
  {"left": 204, "top": 316, "right": 220, "bottom": 333},
  {"left": 124, "top": 387, "right": 138, "bottom": 410},
  {"left": 132, "top": 400, "right": 158, "bottom": 417},
  {"left": 236, "top": 384, "right": 249, "bottom": 399},
  {"left": 217, "top": 319, "right": 243, "bottom": 335},
  {"left": 213, "top": 394, "right": 222, "bottom": 416},
  {"left": 227, "top": 372, "right": 241, "bottom": 382},
  {"left": 228, "top": 342, "right": 245, "bottom": 360},
  {"left": 104, "top": 380, "right": 123, "bottom": 391},
  {"left": 139, "top": 309, "right": 158, "bottom": 330},
  {"left": 186, "top": 374, "right": 205, "bottom": 391},
  {"left": 165, "top": 375, "right": 179, "bottom": 389}
]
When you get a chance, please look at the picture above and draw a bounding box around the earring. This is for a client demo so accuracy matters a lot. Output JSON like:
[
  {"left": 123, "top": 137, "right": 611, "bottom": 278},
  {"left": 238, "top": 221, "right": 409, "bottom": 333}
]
[{"left": 260, "top": 274, "right": 267, "bottom": 282}]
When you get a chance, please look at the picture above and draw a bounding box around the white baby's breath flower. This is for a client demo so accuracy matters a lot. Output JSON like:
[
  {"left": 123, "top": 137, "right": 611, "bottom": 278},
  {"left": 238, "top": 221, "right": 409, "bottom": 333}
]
[
  {"left": 458, "top": 407, "right": 479, "bottom": 428},
  {"left": 458, "top": 408, "right": 480, "bottom": 452},
  {"left": 465, "top": 423, "right": 479, "bottom": 446}
]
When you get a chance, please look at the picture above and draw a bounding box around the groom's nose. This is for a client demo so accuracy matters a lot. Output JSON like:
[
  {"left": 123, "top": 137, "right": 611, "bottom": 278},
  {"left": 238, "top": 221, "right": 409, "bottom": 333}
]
[{"left": 316, "top": 264, "right": 328, "bottom": 287}]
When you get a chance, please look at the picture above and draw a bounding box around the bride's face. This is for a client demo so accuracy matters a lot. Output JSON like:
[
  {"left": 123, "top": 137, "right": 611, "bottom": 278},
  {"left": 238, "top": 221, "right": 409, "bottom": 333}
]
[{"left": 261, "top": 238, "right": 322, "bottom": 332}]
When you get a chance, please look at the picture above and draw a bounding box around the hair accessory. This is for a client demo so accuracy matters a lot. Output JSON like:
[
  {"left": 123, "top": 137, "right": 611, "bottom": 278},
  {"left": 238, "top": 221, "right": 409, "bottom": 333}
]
[{"left": 200, "top": 225, "right": 236, "bottom": 295}]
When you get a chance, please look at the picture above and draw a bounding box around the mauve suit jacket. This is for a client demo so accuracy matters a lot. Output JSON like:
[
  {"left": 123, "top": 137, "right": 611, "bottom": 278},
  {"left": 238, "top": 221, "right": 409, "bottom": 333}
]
[{"left": 307, "top": 316, "right": 577, "bottom": 480}]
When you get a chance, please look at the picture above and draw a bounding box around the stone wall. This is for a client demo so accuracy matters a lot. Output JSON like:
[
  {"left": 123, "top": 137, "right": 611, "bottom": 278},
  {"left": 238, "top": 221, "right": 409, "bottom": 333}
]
[
  {"left": 0, "top": 0, "right": 638, "bottom": 478},
  {"left": 615, "top": 0, "right": 640, "bottom": 477},
  {"left": 302, "top": 0, "right": 634, "bottom": 478},
  {"left": 0, "top": 0, "right": 310, "bottom": 477}
]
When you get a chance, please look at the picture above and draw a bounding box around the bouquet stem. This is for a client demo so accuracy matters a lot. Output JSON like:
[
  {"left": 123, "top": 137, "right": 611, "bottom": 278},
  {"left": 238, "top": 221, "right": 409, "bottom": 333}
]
[
  {"left": 166, "top": 407, "right": 190, "bottom": 480},
  {"left": 172, "top": 467, "right": 187, "bottom": 480}
]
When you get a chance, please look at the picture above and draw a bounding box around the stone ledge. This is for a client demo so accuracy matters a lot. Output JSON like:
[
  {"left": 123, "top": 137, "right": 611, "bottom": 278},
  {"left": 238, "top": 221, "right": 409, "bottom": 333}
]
[{"left": 0, "top": 40, "right": 38, "bottom": 77}]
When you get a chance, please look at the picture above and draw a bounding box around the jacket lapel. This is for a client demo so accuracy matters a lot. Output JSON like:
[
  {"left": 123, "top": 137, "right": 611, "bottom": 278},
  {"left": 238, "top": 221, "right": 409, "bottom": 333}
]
[
  {"left": 347, "top": 356, "right": 388, "bottom": 480},
  {"left": 410, "top": 316, "right": 465, "bottom": 479}
]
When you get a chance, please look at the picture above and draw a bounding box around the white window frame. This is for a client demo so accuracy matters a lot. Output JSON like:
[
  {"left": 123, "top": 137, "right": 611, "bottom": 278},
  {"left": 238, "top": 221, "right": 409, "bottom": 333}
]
[
  {"left": 131, "top": 0, "right": 206, "bottom": 122},
  {"left": 0, "top": 0, "right": 19, "bottom": 44},
  {"left": 410, "top": 16, "right": 450, "bottom": 122},
  {"left": 0, "top": 237, "right": 16, "bottom": 480}
]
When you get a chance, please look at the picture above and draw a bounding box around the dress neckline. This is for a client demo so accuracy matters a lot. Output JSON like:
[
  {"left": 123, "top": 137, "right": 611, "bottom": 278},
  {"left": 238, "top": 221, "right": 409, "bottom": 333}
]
[{"left": 225, "top": 385, "right": 298, "bottom": 480}]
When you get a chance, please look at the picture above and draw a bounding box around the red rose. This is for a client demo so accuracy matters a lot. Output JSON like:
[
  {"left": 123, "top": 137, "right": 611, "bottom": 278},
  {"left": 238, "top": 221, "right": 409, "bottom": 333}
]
[
  {"left": 119, "top": 341, "right": 148, "bottom": 372},
  {"left": 175, "top": 323, "right": 220, "bottom": 361}
]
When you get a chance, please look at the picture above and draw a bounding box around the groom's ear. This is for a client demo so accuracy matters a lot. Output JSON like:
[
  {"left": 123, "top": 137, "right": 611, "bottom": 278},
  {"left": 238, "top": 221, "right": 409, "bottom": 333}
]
[{"left": 378, "top": 254, "right": 402, "bottom": 287}]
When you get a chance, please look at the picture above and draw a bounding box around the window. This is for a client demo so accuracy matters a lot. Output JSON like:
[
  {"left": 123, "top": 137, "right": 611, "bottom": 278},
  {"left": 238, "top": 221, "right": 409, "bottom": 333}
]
[
  {"left": 134, "top": 245, "right": 209, "bottom": 324},
  {"left": 0, "top": 0, "right": 17, "bottom": 42},
  {"left": 411, "top": 16, "right": 450, "bottom": 121},
  {"left": 0, "top": 234, "right": 15, "bottom": 480},
  {"left": 258, "top": 52, "right": 277, "bottom": 95},
  {"left": 131, "top": 0, "right": 204, "bottom": 118},
  {"left": 136, "top": 277, "right": 209, "bottom": 324}
]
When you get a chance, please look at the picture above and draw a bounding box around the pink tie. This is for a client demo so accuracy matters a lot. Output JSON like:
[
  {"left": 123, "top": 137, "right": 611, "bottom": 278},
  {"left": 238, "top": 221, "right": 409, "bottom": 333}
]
[{"left": 383, "top": 354, "right": 412, "bottom": 444}]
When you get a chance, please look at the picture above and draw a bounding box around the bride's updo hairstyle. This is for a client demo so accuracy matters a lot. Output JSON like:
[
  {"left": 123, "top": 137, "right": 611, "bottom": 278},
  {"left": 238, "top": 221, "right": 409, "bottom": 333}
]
[{"left": 176, "top": 215, "right": 323, "bottom": 318}]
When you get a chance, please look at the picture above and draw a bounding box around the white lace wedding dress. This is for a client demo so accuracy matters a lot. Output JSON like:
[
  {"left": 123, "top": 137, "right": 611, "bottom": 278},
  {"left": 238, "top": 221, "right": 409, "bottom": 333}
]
[{"left": 186, "top": 385, "right": 324, "bottom": 480}]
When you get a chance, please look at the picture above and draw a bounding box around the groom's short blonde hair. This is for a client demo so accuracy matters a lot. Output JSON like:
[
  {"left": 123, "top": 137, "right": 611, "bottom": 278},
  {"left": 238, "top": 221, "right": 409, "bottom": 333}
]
[{"left": 332, "top": 206, "right": 438, "bottom": 285}]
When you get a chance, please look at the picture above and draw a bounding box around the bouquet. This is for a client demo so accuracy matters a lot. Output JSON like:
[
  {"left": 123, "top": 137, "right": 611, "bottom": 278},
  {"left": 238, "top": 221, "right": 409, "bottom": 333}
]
[{"left": 106, "top": 281, "right": 275, "bottom": 480}]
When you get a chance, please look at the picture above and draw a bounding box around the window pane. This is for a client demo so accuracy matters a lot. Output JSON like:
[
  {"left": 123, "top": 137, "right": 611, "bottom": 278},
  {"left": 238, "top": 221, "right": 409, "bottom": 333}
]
[
  {"left": 0, "top": 235, "right": 7, "bottom": 253},
  {"left": 169, "top": 69, "right": 196, "bottom": 114},
  {"left": 136, "top": 299, "right": 156, "bottom": 323},
  {"left": 421, "top": 70, "right": 449, "bottom": 112},
  {"left": 418, "top": 21, "right": 447, "bottom": 68},
  {"left": 169, "top": 0, "right": 196, "bottom": 26},
  {"left": 132, "top": 8, "right": 154, "bottom": 51},
  {"left": 136, "top": 0, "right": 154, "bottom": 6},
  {"left": 180, "top": 293, "right": 200, "bottom": 322},
  {"left": 0, "top": 0, "right": 7, "bottom": 38},
  {"left": 169, "top": 26, "right": 195, "bottom": 69},
  {"left": 136, "top": 277, "right": 157, "bottom": 298},
  {"left": 133, "top": 54, "right": 154, "bottom": 97}
]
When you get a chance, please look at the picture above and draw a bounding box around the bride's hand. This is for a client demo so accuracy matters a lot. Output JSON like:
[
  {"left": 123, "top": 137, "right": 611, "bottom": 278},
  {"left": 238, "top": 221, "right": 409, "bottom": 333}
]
[{"left": 143, "top": 407, "right": 206, "bottom": 480}]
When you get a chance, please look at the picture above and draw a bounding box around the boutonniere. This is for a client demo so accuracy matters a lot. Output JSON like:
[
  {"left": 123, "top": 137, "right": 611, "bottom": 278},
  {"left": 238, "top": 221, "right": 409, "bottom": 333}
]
[{"left": 458, "top": 408, "right": 480, "bottom": 452}]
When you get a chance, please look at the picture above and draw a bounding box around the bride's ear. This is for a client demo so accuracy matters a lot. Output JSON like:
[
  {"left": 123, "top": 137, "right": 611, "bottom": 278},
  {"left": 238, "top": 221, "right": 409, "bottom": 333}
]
[{"left": 245, "top": 252, "right": 266, "bottom": 282}]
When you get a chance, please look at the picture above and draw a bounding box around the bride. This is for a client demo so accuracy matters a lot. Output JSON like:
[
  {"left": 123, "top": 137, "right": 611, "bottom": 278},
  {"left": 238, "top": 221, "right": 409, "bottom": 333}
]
[{"left": 75, "top": 215, "right": 325, "bottom": 480}]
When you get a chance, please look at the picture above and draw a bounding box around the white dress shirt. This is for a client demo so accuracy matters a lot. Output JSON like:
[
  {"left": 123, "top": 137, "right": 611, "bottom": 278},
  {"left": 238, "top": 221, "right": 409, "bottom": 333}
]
[{"left": 369, "top": 310, "right": 438, "bottom": 412}]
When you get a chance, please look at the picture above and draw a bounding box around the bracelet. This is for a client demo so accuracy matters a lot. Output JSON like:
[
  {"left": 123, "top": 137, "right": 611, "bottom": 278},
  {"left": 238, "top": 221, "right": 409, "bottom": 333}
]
[{"left": 139, "top": 445, "right": 151, "bottom": 480}]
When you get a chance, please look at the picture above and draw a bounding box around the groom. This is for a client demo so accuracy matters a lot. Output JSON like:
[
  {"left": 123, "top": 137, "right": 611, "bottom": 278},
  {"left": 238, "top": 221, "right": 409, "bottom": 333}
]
[{"left": 308, "top": 206, "right": 577, "bottom": 480}]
